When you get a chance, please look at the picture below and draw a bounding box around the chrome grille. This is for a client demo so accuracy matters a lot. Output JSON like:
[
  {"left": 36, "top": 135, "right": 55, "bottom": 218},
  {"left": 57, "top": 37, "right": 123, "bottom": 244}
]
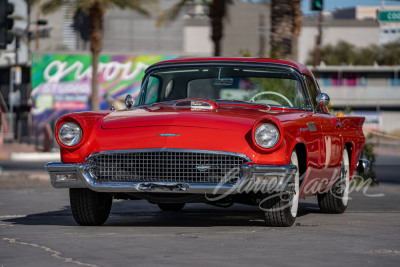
[{"left": 87, "top": 150, "right": 249, "bottom": 184}]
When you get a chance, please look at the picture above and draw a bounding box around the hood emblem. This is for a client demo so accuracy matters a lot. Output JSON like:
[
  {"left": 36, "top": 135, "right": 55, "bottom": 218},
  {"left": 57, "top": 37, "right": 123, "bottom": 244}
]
[
  {"left": 195, "top": 165, "right": 212, "bottom": 172},
  {"left": 158, "top": 133, "right": 180, "bottom": 137}
]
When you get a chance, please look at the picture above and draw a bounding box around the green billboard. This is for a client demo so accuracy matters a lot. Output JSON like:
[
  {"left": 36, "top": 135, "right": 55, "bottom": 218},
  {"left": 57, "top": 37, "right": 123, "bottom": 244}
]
[{"left": 378, "top": 10, "right": 400, "bottom": 22}]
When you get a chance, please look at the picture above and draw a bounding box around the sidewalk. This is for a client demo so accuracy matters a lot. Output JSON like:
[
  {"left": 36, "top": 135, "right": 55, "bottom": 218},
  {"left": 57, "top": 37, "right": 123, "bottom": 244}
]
[{"left": 0, "top": 141, "right": 60, "bottom": 162}]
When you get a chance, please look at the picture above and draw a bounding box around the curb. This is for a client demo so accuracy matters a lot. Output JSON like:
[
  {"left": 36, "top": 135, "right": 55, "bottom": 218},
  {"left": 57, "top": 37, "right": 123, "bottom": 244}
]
[{"left": 9, "top": 152, "right": 60, "bottom": 162}]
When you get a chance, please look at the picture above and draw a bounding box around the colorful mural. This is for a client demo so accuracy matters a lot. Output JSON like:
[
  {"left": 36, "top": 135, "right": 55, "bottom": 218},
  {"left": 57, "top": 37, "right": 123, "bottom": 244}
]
[{"left": 31, "top": 53, "right": 177, "bottom": 131}]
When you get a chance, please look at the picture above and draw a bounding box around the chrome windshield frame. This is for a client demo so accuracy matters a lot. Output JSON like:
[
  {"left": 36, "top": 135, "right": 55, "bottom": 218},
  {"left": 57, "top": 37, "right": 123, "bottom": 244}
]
[{"left": 138, "top": 62, "right": 314, "bottom": 109}]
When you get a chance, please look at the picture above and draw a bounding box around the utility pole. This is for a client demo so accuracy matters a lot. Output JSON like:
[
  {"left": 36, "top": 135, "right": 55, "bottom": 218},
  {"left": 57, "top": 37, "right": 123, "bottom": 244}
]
[
  {"left": 259, "top": 13, "right": 266, "bottom": 58},
  {"left": 35, "top": 3, "right": 40, "bottom": 50},
  {"left": 313, "top": 10, "right": 323, "bottom": 67},
  {"left": 311, "top": 0, "right": 323, "bottom": 67}
]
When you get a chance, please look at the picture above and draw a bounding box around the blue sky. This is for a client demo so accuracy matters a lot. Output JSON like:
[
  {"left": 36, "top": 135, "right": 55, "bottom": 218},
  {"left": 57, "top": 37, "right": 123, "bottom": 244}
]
[{"left": 301, "top": 0, "right": 400, "bottom": 14}]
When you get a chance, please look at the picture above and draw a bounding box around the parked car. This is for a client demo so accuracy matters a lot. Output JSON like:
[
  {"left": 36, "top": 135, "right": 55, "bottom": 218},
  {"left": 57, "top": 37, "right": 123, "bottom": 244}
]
[{"left": 46, "top": 58, "right": 366, "bottom": 227}]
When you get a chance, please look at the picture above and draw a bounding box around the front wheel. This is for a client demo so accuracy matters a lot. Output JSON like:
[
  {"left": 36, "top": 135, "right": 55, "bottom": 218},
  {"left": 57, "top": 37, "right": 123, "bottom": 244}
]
[
  {"left": 261, "top": 150, "right": 300, "bottom": 227},
  {"left": 317, "top": 148, "right": 350, "bottom": 214},
  {"left": 69, "top": 188, "right": 113, "bottom": 226}
]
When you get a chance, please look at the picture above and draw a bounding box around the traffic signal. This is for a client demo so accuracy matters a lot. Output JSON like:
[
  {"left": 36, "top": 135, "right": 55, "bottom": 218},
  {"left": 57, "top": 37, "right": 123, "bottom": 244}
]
[
  {"left": 311, "top": 0, "right": 323, "bottom": 11},
  {"left": 0, "top": 0, "right": 15, "bottom": 49}
]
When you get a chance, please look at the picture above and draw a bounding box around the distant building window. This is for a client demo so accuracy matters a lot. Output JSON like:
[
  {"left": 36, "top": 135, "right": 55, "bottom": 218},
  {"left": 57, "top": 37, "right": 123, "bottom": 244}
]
[{"left": 380, "top": 27, "right": 400, "bottom": 44}]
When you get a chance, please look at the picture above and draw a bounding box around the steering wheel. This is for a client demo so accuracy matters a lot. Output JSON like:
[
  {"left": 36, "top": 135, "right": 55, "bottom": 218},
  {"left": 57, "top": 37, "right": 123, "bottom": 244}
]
[{"left": 249, "top": 91, "right": 293, "bottom": 107}]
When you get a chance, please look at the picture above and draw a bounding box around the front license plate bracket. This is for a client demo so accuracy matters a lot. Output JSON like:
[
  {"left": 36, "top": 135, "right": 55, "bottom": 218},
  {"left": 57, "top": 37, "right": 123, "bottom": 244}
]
[{"left": 137, "top": 183, "right": 189, "bottom": 192}]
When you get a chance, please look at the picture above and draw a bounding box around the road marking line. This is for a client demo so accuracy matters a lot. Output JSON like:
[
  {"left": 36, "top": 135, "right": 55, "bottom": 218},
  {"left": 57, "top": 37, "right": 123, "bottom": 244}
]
[
  {"left": 0, "top": 215, "right": 26, "bottom": 219},
  {"left": 368, "top": 249, "right": 400, "bottom": 255},
  {"left": 2, "top": 238, "right": 98, "bottom": 267}
]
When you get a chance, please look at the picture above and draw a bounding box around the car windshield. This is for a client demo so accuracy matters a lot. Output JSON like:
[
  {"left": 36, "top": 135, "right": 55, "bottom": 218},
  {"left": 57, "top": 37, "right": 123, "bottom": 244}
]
[{"left": 139, "top": 65, "right": 307, "bottom": 108}]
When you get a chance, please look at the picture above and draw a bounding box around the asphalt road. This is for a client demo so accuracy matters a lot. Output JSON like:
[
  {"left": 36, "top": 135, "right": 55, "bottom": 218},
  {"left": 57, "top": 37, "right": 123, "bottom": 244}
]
[{"left": 0, "top": 148, "right": 399, "bottom": 266}]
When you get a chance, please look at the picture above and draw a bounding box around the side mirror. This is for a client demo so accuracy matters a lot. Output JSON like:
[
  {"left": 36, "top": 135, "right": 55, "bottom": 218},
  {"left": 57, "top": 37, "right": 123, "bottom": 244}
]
[
  {"left": 125, "top": 94, "right": 134, "bottom": 109},
  {"left": 316, "top": 93, "right": 330, "bottom": 107}
]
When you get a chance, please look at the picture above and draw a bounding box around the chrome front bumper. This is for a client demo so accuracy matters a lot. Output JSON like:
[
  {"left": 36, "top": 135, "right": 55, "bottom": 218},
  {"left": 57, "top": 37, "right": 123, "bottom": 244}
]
[{"left": 45, "top": 162, "right": 297, "bottom": 194}]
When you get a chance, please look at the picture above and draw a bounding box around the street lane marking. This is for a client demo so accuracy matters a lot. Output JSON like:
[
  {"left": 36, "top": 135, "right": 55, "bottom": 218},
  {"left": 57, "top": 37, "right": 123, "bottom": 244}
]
[
  {"left": 0, "top": 215, "right": 26, "bottom": 219},
  {"left": 2, "top": 238, "right": 98, "bottom": 267},
  {"left": 368, "top": 249, "right": 400, "bottom": 255}
]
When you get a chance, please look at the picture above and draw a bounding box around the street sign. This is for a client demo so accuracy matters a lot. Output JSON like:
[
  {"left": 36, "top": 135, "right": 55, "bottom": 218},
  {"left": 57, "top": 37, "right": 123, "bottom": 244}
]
[{"left": 378, "top": 10, "right": 400, "bottom": 22}]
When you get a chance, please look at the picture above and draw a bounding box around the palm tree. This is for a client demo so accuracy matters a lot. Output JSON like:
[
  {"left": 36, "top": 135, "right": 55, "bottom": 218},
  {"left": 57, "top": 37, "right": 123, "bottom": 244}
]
[
  {"left": 270, "top": 0, "right": 302, "bottom": 61},
  {"left": 160, "top": 0, "right": 302, "bottom": 60},
  {"left": 157, "top": 0, "right": 229, "bottom": 56},
  {"left": 30, "top": 0, "right": 153, "bottom": 111}
]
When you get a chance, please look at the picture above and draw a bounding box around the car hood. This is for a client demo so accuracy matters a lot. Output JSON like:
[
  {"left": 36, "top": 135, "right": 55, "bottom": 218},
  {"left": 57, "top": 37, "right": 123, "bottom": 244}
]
[{"left": 101, "top": 102, "right": 282, "bottom": 130}]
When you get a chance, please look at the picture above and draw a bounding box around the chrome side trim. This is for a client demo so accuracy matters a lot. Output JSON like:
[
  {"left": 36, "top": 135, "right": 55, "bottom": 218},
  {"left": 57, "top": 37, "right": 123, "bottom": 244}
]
[{"left": 158, "top": 133, "right": 180, "bottom": 137}]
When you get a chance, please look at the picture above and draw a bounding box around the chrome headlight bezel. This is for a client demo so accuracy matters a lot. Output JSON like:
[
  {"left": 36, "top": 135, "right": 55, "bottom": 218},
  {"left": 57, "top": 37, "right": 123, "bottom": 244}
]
[
  {"left": 254, "top": 123, "right": 280, "bottom": 149},
  {"left": 58, "top": 122, "right": 83, "bottom": 147}
]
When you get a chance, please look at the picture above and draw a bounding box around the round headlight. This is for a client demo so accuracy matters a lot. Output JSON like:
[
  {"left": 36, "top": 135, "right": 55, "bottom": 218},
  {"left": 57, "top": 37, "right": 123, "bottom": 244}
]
[
  {"left": 254, "top": 123, "right": 280, "bottom": 149},
  {"left": 58, "top": 122, "right": 82, "bottom": 147}
]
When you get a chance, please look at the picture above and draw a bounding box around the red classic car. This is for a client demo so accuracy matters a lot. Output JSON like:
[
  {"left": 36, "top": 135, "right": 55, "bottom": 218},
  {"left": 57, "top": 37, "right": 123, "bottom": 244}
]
[{"left": 46, "top": 58, "right": 367, "bottom": 227}]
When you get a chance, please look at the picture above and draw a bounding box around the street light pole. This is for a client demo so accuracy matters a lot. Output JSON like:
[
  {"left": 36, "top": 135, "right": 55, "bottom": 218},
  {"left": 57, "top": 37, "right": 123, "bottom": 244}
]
[
  {"left": 8, "top": 63, "right": 14, "bottom": 139},
  {"left": 313, "top": 10, "right": 323, "bottom": 67},
  {"left": 35, "top": 4, "right": 40, "bottom": 50}
]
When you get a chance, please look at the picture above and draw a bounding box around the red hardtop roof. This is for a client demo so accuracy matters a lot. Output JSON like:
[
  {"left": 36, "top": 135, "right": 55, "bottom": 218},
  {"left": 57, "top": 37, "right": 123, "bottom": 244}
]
[{"left": 151, "top": 57, "right": 313, "bottom": 76}]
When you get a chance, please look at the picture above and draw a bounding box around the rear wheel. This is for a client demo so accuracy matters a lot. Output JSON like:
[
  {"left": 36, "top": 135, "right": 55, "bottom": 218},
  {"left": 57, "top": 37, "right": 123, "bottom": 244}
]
[
  {"left": 317, "top": 148, "right": 350, "bottom": 214},
  {"left": 69, "top": 188, "right": 112, "bottom": 226},
  {"left": 261, "top": 150, "right": 300, "bottom": 227},
  {"left": 157, "top": 203, "right": 185, "bottom": 211}
]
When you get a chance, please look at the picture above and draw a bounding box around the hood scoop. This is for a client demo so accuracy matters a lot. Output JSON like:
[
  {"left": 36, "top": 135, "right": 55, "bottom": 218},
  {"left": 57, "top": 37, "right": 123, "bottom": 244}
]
[{"left": 173, "top": 99, "right": 216, "bottom": 110}]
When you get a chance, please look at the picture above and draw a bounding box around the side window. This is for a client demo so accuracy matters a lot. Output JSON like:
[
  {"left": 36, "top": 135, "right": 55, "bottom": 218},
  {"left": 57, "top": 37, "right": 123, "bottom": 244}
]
[
  {"left": 144, "top": 76, "right": 160, "bottom": 104},
  {"left": 293, "top": 81, "right": 307, "bottom": 108},
  {"left": 305, "top": 76, "right": 322, "bottom": 113}
]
